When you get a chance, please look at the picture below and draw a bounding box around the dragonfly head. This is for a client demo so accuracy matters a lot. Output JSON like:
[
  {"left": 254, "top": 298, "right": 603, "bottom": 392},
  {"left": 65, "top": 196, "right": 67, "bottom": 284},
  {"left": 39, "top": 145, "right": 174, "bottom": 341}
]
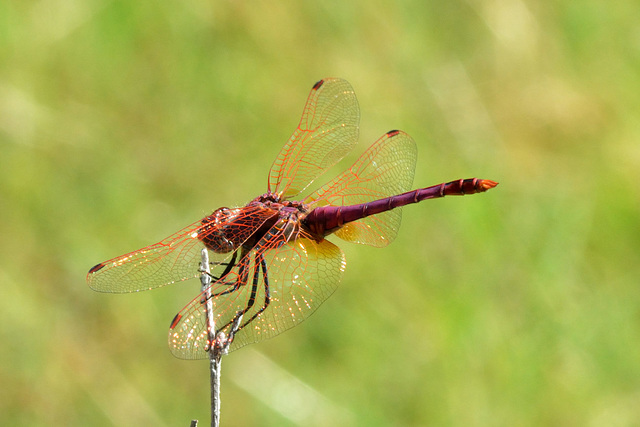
[{"left": 198, "top": 207, "right": 240, "bottom": 254}]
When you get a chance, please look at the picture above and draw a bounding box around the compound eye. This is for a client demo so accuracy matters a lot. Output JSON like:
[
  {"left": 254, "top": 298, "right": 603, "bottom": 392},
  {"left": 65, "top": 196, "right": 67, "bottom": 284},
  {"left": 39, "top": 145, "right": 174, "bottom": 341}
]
[{"left": 196, "top": 207, "right": 240, "bottom": 254}]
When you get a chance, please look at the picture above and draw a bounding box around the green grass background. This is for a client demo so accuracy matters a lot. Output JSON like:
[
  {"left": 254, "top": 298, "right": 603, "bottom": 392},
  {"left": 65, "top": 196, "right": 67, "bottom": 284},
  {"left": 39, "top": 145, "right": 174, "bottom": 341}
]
[{"left": 2, "top": 1, "right": 639, "bottom": 425}]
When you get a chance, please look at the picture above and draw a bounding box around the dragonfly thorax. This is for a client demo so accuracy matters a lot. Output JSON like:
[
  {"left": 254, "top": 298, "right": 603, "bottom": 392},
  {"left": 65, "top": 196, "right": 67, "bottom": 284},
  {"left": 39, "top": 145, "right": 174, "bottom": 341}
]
[{"left": 253, "top": 192, "right": 311, "bottom": 215}]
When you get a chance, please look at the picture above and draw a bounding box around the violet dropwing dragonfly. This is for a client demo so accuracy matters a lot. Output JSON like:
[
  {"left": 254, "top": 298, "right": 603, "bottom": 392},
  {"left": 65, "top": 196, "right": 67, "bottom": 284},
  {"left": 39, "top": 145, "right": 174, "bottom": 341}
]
[{"left": 87, "top": 78, "right": 497, "bottom": 359}]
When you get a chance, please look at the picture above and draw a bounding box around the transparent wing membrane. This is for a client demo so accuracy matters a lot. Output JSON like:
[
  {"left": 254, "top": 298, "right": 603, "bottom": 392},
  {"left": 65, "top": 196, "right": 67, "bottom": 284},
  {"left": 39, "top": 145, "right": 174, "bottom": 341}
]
[
  {"left": 269, "top": 78, "right": 360, "bottom": 199},
  {"left": 307, "top": 130, "right": 417, "bottom": 247},
  {"left": 87, "top": 206, "right": 277, "bottom": 293}
]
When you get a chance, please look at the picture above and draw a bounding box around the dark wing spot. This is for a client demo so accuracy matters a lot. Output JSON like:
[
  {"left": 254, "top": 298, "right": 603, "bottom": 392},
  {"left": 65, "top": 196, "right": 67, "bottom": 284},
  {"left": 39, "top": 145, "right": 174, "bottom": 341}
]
[
  {"left": 170, "top": 313, "right": 182, "bottom": 329},
  {"left": 386, "top": 130, "right": 401, "bottom": 137},
  {"left": 312, "top": 79, "right": 325, "bottom": 90},
  {"left": 88, "top": 263, "right": 105, "bottom": 274}
]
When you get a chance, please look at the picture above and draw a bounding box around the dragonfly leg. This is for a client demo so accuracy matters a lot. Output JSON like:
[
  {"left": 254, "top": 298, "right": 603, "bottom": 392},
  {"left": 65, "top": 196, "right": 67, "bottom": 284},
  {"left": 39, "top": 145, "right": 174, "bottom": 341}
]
[
  {"left": 229, "top": 253, "right": 262, "bottom": 321},
  {"left": 205, "top": 250, "right": 238, "bottom": 282},
  {"left": 215, "top": 252, "right": 268, "bottom": 337},
  {"left": 201, "top": 250, "right": 250, "bottom": 304},
  {"left": 201, "top": 250, "right": 240, "bottom": 294},
  {"left": 239, "top": 255, "right": 270, "bottom": 328}
]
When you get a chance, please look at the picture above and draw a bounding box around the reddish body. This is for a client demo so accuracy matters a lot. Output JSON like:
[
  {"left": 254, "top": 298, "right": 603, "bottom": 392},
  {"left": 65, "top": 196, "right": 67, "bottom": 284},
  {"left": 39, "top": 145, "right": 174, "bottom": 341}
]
[
  {"left": 87, "top": 78, "right": 497, "bottom": 359},
  {"left": 304, "top": 177, "right": 495, "bottom": 238}
]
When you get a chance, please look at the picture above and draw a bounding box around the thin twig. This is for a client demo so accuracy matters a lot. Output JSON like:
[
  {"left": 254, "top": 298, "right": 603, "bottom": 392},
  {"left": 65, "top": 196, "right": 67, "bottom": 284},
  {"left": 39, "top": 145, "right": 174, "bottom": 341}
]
[
  {"left": 199, "top": 248, "right": 242, "bottom": 427},
  {"left": 199, "top": 248, "right": 221, "bottom": 427}
]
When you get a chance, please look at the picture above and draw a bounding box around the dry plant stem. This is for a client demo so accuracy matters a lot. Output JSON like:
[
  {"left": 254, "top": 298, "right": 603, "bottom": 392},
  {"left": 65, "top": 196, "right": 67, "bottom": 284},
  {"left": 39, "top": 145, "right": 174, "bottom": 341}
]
[
  {"left": 199, "top": 249, "right": 221, "bottom": 427},
  {"left": 200, "top": 249, "right": 243, "bottom": 427}
]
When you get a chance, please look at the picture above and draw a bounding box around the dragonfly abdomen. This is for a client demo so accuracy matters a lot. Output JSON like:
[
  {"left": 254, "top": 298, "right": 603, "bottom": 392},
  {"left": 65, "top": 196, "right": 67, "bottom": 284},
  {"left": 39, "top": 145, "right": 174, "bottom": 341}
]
[{"left": 304, "top": 178, "right": 497, "bottom": 238}]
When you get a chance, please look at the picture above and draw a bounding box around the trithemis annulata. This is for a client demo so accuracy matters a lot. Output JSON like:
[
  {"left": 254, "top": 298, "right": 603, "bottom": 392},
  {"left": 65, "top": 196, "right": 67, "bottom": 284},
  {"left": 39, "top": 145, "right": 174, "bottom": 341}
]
[{"left": 87, "top": 78, "right": 498, "bottom": 359}]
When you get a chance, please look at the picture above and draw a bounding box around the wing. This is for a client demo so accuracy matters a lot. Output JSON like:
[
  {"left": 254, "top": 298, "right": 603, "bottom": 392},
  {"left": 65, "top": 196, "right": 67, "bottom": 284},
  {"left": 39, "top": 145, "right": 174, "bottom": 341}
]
[
  {"left": 268, "top": 78, "right": 360, "bottom": 199},
  {"left": 305, "top": 130, "right": 417, "bottom": 247},
  {"left": 86, "top": 205, "right": 277, "bottom": 293},
  {"left": 168, "top": 218, "right": 346, "bottom": 359}
]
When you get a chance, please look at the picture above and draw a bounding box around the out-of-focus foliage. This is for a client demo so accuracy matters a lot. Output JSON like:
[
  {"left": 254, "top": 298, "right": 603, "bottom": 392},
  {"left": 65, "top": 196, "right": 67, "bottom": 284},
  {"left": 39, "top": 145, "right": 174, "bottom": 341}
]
[{"left": 1, "top": 1, "right": 639, "bottom": 425}]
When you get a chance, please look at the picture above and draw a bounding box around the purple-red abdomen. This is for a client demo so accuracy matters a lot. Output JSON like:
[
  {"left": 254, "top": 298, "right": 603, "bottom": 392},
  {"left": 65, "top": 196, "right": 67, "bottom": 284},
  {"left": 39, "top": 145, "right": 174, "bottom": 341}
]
[{"left": 304, "top": 178, "right": 498, "bottom": 238}]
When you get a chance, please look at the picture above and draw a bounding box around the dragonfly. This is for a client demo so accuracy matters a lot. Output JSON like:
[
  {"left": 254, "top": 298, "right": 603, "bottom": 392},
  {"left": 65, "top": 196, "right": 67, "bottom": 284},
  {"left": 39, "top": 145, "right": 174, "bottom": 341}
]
[{"left": 87, "top": 78, "right": 497, "bottom": 359}]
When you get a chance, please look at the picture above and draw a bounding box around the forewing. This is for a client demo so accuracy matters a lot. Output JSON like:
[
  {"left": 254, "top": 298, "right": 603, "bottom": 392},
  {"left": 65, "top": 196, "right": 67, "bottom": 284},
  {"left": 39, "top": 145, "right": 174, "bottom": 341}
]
[
  {"left": 268, "top": 78, "right": 359, "bottom": 199},
  {"left": 87, "top": 206, "right": 276, "bottom": 293},
  {"left": 306, "top": 130, "right": 417, "bottom": 247},
  {"left": 168, "top": 219, "right": 345, "bottom": 359}
]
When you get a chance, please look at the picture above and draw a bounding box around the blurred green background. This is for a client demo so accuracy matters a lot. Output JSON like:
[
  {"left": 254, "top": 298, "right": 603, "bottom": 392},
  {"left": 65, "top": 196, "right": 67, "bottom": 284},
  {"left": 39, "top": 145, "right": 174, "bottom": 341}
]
[{"left": 2, "top": 0, "right": 639, "bottom": 425}]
